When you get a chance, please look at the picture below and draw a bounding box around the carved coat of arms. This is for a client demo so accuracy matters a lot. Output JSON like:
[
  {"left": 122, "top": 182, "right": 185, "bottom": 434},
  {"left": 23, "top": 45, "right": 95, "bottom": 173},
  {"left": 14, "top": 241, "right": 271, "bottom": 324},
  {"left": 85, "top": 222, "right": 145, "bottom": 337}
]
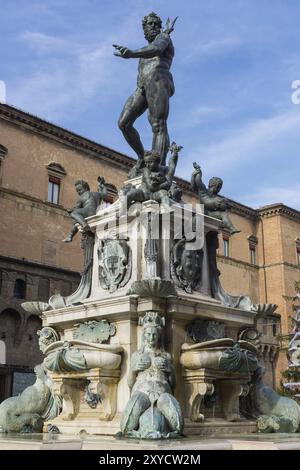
[{"left": 98, "top": 237, "right": 131, "bottom": 292}]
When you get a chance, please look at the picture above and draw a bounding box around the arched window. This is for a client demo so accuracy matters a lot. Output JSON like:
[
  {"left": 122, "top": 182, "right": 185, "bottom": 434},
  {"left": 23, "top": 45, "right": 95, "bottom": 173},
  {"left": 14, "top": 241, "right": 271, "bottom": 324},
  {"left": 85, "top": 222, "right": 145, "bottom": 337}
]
[
  {"left": 47, "top": 162, "right": 66, "bottom": 205},
  {"left": 0, "top": 144, "right": 7, "bottom": 160},
  {"left": 38, "top": 278, "right": 50, "bottom": 301},
  {"left": 248, "top": 235, "right": 258, "bottom": 265},
  {"left": 0, "top": 340, "right": 6, "bottom": 364},
  {"left": 0, "top": 309, "right": 22, "bottom": 346},
  {"left": 13, "top": 279, "right": 26, "bottom": 299},
  {"left": 0, "top": 144, "right": 7, "bottom": 185}
]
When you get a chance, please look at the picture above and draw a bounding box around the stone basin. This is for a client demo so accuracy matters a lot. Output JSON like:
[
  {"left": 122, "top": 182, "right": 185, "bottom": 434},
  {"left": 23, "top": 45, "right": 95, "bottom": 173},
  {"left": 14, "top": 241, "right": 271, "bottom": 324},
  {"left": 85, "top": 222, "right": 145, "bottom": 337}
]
[
  {"left": 180, "top": 338, "right": 258, "bottom": 373},
  {"left": 43, "top": 340, "right": 123, "bottom": 373}
]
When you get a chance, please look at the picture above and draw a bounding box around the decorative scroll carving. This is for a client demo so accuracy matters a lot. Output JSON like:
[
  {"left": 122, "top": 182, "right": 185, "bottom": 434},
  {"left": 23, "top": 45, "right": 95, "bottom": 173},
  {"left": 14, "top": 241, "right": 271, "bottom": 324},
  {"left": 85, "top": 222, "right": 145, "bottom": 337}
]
[
  {"left": 37, "top": 327, "right": 60, "bottom": 353},
  {"left": 74, "top": 320, "right": 116, "bottom": 344},
  {"left": 187, "top": 319, "right": 225, "bottom": 343},
  {"left": 49, "top": 231, "right": 95, "bottom": 309}
]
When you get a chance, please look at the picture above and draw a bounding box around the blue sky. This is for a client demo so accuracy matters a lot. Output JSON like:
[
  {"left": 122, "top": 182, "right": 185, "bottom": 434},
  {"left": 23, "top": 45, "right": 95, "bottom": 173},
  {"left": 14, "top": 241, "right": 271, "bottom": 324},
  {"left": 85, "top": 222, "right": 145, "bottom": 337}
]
[{"left": 1, "top": 0, "right": 300, "bottom": 209}]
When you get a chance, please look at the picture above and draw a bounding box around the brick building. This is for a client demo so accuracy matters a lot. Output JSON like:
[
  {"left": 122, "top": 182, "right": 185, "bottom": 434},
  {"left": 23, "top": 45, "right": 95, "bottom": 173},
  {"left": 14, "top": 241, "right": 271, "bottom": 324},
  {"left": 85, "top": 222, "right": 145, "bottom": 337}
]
[{"left": 0, "top": 102, "right": 299, "bottom": 399}]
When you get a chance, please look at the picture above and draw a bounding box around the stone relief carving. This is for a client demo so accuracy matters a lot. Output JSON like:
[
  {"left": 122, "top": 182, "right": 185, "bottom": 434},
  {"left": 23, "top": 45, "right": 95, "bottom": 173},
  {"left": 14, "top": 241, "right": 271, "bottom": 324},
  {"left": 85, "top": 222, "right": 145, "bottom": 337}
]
[
  {"left": 98, "top": 237, "right": 132, "bottom": 293},
  {"left": 46, "top": 349, "right": 123, "bottom": 424},
  {"left": 144, "top": 211, "right": 158, "bottom": 278},
  {"left": 127, "top": 278, "right": 176, "bottom": 298},
  {"left": 43, "top": 340, "right": 122, "bottom": 373},
  {"left": 238, "top": 327, "right": 262, "bottom": 349},
  {"left": 37, "top": 326, "right": 60, "bottom": 353},
  {"left": 44, "top": 341, "right": 87, "bottom": 373},
  {"left": 73, "top": 320, "right": 116, "bottom": 344},
  {"left": 187, "top": 319, "right": 226, "bottom": 343},
  {"left": 171, "top": 236, "right": 203, "bottom": 293},
  {"left": 219, "top": 344, "right": 258, "bottom": 374}
]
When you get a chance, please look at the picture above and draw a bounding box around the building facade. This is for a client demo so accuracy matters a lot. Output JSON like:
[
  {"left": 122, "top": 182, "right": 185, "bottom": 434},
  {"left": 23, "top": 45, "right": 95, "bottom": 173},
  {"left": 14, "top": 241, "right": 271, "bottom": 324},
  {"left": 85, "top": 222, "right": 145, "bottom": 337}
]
[{"left": 0, "top": 103, "right": 299, "bottom": 399}]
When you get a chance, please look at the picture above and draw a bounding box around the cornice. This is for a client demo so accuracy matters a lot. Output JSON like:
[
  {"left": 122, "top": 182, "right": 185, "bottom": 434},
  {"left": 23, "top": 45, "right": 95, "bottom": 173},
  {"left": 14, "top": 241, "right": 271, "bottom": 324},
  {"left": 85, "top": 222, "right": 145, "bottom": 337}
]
[
  {"left": 0, "top": 103, "right": 134, "bottom": 171},
  {"left": 227, "top": 198, "right": 258, "bottom": 219},
  {"left": 258, "top": 203, "right": 300, "bottom": 222},
  {"left": 0, "top": 104, "right": 202, "bottom": 197},
  {"left": 0, "top": 254, "right": 80, "bottom": 277},
  {"left": 1, "top": 104, "right": 299, "bottom": 221}
]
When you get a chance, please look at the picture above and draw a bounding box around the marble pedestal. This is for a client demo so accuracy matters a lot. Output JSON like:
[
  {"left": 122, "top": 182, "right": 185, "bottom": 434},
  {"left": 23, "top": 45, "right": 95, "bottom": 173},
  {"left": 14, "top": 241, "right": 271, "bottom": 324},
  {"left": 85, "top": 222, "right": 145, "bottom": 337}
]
[
  {"left": 42, "top": 294, "right": 257, "bottom": 435},
  {"left": 39, "top": 198, "right": 259, "bottom": 436}
]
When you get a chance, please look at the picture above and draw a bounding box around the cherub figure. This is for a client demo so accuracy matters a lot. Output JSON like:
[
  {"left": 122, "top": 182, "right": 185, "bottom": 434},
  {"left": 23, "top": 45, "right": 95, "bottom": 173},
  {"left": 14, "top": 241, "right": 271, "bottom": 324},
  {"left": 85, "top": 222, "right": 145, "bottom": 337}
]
[
  {"left": 191, "top": 162, "right": 240, "bottom": 235},
  {"left": 169, "top": 181, "right": 183, "bottom": 203},
  {"left": 63, "top": 177, "right": 107, "bottom": 243},
  {"left": 120, "top": 312, "right": 183, "bottom": 439},
  {"left": 121, "top": 142, "right": 182, "bottom": 210}
]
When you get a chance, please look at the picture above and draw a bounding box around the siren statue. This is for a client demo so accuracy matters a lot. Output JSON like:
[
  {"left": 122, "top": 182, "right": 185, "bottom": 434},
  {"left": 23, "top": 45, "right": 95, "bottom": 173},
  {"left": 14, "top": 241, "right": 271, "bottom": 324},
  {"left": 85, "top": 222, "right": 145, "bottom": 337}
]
[{"left": 120, "top": 312, "right": 183, "bottom": 439}]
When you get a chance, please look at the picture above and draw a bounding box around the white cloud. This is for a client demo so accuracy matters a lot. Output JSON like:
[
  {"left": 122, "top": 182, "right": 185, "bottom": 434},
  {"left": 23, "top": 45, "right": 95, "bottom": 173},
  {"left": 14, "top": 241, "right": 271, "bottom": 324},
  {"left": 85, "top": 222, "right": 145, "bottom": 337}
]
[
  {"left": 170, "top": 105, "right": 228, "bottom": 131},
  {"left": 0, "top": 81, "right": 6, "bottom": 103},
  {"left": 184, "top": 109, "right": 300, "bottom": 176},
  {"left": 20, "top": 31, "right": 73, "bottom": 53},
  {"left": 9, "top": 11, "right": 144, "bottom": 122},
  {"left": 182, "top": 36, "right": 241, "bottom": 63},
  {"left": 243, "top": 185, "right": 300, "bottom": 210}
]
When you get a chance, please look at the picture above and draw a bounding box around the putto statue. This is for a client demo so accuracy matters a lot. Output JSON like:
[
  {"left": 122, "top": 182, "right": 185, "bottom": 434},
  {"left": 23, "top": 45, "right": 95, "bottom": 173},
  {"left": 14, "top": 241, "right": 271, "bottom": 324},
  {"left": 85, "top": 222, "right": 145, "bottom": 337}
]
[
  {"left": 121, "top": 142, "right": 182, "bottom": 209},
  {"left": 120, "top": 312, "right": 183, "bottom": 439},
  {"left": 191, "top": 162, "right": 240, "bottom": 235},
  {"left": 113, "top": 12, "right": 177, "bottom": 174},
  {"left": 63, "top": 177, "right": 107, "bottom": 242}
]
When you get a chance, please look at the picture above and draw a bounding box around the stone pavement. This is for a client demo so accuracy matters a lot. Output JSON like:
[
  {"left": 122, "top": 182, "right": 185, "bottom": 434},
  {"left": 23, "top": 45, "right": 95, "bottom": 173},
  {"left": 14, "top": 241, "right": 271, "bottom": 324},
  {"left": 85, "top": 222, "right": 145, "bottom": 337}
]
[{"left": 1, "top": 433, "right": 300, "bottom": 450}]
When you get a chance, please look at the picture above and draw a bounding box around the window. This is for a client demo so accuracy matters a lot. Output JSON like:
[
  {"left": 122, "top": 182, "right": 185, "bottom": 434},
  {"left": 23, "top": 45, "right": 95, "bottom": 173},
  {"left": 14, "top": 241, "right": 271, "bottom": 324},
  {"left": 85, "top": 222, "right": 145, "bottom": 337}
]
[
  {"left": 0, "top": 340, "right": 6, "bottom": 364},
  {"left": 248, "top": 235, "right": 258, "bottom": 265},
  {"left": 38, "top": 278, "right": 50, "bottom": 302},
  {"left": 102, "top": 183, "right": 118, "bottom": 208},
  {"left": 223, "top": 237, "right": 229, "bottom": 257},
  {"left": 250, "top": 246, "right": 256, "bottom": 265},
  {"left": 0, "top": 144, "right": 7, "bottom": 185},
  {"left": 296, "top": 240, "right": 300, "bottom": 266},
  {"left": 47, "top": 162, "right": 66, "bottom": 205},
  {"left": 0, "top": 144, "right": 7, "bottom": 161},
  {"left": 48, "top": 176, "right": 60, "bottom": 204},
  {"left": 13, "top": 279, "right": 26, "bottom": 299}
]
